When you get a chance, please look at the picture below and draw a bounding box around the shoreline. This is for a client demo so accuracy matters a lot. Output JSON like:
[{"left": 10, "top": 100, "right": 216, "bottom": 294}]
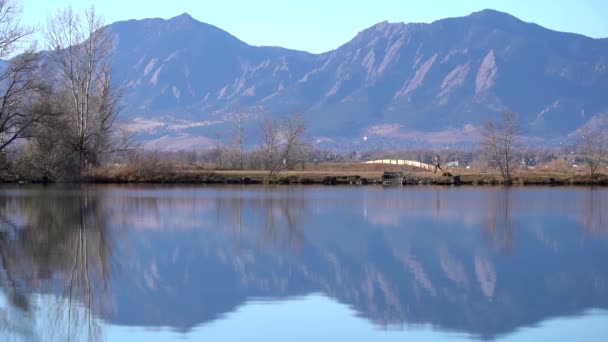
[{"left": 5, "top": 170, "right": 606, "bottom": 186}]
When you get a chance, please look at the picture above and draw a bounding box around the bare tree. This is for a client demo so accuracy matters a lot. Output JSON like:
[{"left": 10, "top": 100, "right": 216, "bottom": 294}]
[
  {"left": 230, "top": 111, "right": 246, "bottom": 169},
  {"left": 0, "top": 0, "right": 33, "bottom": 58},
  {"left": 576, "top": 121, "right": 608, "bottom": 176},
  {"left": 214, "top": 131, "right": 223, "bottom": 169},
  {"left": 44, "top": 5, "right": 121, "bottom": 171},
  {"left": 261, "top": 114, "right": 279, "bottom": 170},
  {"left": 12, "top": 91, "right": 75, "bottom": 180},
  {"left": 268, "top": 112, "right": 306, "bottom": 178},
  {"left": 0, "top": 0, "right": 40, "bottom": 155},
  {"left": 480, "top": 111, "right": 521, "bottom": 184},
  {"left": 0, "top": 52, "right": 44, "bottom": 152}
]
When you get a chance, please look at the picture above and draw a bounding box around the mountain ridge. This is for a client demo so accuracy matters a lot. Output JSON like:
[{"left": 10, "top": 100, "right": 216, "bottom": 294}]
[{"left": 107, "top": 9, "right": 608, "bottom": 149}]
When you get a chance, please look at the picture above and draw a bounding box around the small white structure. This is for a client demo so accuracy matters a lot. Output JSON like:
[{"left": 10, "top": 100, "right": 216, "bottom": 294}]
[{"left": 365, "top": 159, "right": 434, "bottom": 171}]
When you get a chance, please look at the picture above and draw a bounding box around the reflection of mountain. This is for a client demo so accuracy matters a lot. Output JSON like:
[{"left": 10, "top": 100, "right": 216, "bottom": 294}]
[{"left": 1, "top": 186, "right": 608, "bottom": 339}]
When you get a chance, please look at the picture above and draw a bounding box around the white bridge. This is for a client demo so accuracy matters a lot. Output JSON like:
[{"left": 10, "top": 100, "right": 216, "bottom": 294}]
[{"left": 364, "top": 159, "right": 434, "bottom": 171}]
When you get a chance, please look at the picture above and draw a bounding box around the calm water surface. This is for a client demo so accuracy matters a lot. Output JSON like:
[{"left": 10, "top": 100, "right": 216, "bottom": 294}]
[{"left": 0, "top": 185, "right": 607, "bottom": 341}]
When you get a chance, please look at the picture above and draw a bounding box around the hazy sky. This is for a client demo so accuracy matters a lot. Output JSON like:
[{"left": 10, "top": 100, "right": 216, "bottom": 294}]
[{"left": 20, "top": 0, "right": 607, "bottom": 53}]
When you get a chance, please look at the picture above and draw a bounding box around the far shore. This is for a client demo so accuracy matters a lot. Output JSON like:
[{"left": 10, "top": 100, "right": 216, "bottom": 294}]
[
  {"left": 3, "top": 163, "right": 608, "bottom": 186},
  {"left": 78, "top": 164, "right": 607, "bottom": 186}
]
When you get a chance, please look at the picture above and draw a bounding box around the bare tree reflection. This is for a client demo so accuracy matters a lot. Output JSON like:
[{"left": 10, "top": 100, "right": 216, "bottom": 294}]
[
  {"left": 0, "top": 208, "right": 35, "bottom": 340},
  {"left": 579, "top": 189, "right": 607, "bottom": 237},
  {"left": 0, "top": 187, "right": 112, "bottom": 342},
  {"left": 434, "top": 187, "right": 441, "bottom": 216},
  {"left": 484, "top": 188, "right": 514, "bottom": 251},
  {"left": 261, "top": 194, "right": 306, "bottom": 251},
  {"left": 214, "top": 189, "right": 307, "bottom": 252}
]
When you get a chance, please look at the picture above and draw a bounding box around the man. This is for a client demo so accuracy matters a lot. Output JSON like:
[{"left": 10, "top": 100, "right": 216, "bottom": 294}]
[{"left": 434, "top": 154, "right": 444, "bottom": 174}]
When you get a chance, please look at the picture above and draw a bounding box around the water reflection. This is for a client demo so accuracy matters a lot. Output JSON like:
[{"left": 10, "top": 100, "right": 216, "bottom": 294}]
[
  {"left": 0, "top": 185, "right": 607, "bottom": 341},
  {"left": 0, "top": 188, "right": 114, "bottom": 341},
  {"left": 483, "top": 188, "right": 513, "bottom": 251},
  {"left": 579, "top": 189, "right": 607, "bottom": 237}
]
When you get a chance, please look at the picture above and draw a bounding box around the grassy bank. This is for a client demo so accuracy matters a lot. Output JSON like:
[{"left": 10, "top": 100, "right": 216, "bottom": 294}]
[{"left": 79, "top": 165, "right": 608, "bottom": 186}]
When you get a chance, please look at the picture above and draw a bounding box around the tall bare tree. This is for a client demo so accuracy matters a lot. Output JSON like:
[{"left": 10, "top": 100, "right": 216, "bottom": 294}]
[
  {"left": 0, "top": 0, "right": 41, "bottom": 155},
  {"left": 261, "top": 114, "right": 279, "bottom": 170},
  {"left": 230, "top": 111, "right": 246, "bottom": 169},
  {"left": 481, "top": 111, "right": 521, "bottom": 184},
  {"left": 576, "top": 119, "right": 608, "bottom": 176},
  {"left": 44, "top": 5, "right": 121, "bottom": 171},
  {"left": 268, "top": 112, "right": 306, "bottom": 178},
  {"left": 214, "top": 131, "right": 223, "bottom": 169}
]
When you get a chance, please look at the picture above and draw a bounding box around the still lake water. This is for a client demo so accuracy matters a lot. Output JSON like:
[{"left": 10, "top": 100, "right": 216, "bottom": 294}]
[{"left": 0, "top": 185, "right": 607, "bottom": 341}]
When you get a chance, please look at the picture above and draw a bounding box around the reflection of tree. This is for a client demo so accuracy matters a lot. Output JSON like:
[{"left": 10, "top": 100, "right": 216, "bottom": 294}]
[
  {"left": 0, "top": 211, "right": 35, "bottom": 339},
  {"left": 434, "top": 187, "right": 441, "bottom": 216},
  {"left": 214, "top": 189, "right": 307, "bottom": 251},
  {"left": 261, "top": 195, "right": 306, "bottom": 251},
  {"left": 0, "top": 187, "right": 112, "bottom": 342},
  {"left": 484, "top": 188, "right": 514, "bottom": 251},
  {"left": 579, "top": 189, "right": 607, "bottom": 237}
]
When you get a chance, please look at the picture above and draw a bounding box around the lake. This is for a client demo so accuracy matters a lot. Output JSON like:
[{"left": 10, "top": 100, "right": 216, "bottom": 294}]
[{"left": 0, "top": 185, "right": 607, "bottom": 341}]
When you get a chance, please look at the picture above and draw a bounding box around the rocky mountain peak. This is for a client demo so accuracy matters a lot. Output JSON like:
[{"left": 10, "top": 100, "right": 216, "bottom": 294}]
[
  {"left": 167, "top": 12, "right": 199, "bottom": 28},
  {"left": 467, "top": 9, "right": 520, "bottom": 21},
  {"left": 107, "top": 10, "right": 608, "bottom": 149}
]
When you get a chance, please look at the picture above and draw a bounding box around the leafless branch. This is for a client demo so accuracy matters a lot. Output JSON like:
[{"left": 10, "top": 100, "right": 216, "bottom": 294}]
[
  {"left": 480, "top": 111, "right": 521, "bottom": 184},
  {"left": 577, "top": 119, "right": 608, "bottom": 176},
  {"left": 43, "top": 5, "right": 121, "bottom": 172}
]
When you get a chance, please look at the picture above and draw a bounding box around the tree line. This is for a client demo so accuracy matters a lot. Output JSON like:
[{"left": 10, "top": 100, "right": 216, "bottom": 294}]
[
  {"left": 480, "top": 111, "right": 607, "bottom": 183},
  {"left": 0, "top": 1, "right": 311, "bottom": 182},
  {"left": 216, "top": 111, "right": 307, "bottom": 177},
  {"left": 0, "top": 1, "right": 123, "bottom": 181}
]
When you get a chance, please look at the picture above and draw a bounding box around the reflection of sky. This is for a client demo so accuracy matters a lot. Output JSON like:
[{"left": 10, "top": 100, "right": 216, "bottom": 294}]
[
  {"left": 109, "top": 298, "right": 608, "bottom": 342},
  {"left": 4, "top": 293, "right": 606, "bottom": 342}
]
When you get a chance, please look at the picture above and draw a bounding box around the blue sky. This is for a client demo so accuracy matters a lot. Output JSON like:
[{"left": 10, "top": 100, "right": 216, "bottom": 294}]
[{"left": 21, "top": 0, "right": 607, "bottom": 53}]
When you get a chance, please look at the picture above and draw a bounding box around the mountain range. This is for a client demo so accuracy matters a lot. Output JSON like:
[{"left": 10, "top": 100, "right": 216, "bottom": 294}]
[{"left": 107, "top": 10, "right": 608, "bottom": 150}]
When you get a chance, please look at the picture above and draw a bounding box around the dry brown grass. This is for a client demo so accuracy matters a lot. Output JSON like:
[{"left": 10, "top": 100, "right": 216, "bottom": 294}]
[{"left": 80, "top": 161, "right": 607, "bottom": 186}]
